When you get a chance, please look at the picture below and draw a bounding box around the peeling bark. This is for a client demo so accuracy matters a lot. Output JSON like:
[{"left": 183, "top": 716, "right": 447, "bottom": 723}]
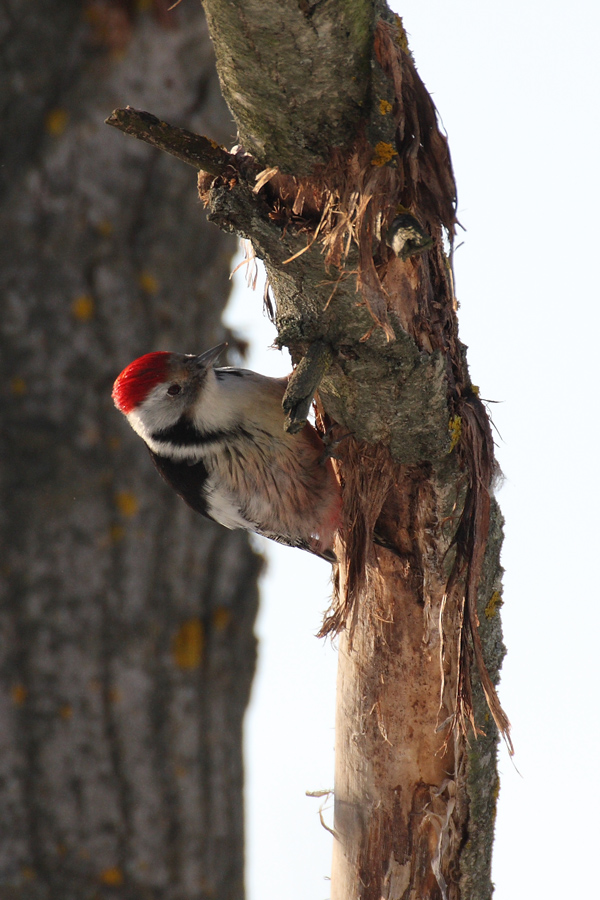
[{"left": 194, "top": 2, "right": 509, "bottom": 897}]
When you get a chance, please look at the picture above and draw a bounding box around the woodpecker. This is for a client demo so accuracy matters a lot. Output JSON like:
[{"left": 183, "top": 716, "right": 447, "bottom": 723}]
[{"left": 112, "top": 344, "right": 342, "bottom": 561}]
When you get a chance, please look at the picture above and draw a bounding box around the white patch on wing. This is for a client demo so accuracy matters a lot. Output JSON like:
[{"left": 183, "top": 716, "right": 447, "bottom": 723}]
[{"left": 204, "top": 479, "right": 255, "bottom": 531}]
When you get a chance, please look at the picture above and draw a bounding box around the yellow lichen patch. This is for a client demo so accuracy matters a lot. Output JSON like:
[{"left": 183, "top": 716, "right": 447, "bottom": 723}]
[
  {"left": 371, "top": 141, "right": 397, "bottom": 167},
  {"left": 448, "top": 415, "right": 462, "bottom": 451},
  {"left": 96, "top": 220, "right": 113, "bottom": 238},
  {"left": 172, "top": 620, "right": 205, "bottom": 670},
  {"left": 109, "top": 524, "right": 125, "bottom": 543},
  {"left": 45, "top": 108, "right": 69, "bottom": 136},
  {"left": 212, "top": 606, "right": 232, "bottom": 632},
  {"left": 492, "top": 774, "right": 501, "bottom": 803},
  {"left": 379, "top": 99, "right": 392, "bottom": 116},
  {"left": 100, "top": 867, "right": 124, "bottom": 887},
  {"left": 471, "top": 384, "right": 480, "bottom": 396},
  {"left": 11, "top": 684, "right": 27, "bottom": 706},
  {"left": 59, "top": 704, "right": 73, "bottom": 720},
  {"left": 115, "top": 491, "right": 138, "bottom": 517},
  {"left": 136, "top": 0, "right": 153, "bottom": 11},
  {"left": 71, "top": 294, "right": 95, "bottom": 321},
  {"left": 394, "top": 14, "right": 411, "bottom": 54},
  {"left": 484, "top": 591, "right": 503, "bottom": 619},
  {"left": 138, "top": 271, "right": 159, "bottom": 294},
  {"left": 10, "top": 376, "right": 27, "bottom": 396}
]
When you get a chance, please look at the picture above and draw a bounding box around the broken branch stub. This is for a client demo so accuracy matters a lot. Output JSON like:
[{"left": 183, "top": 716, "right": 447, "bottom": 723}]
[{"left": 105, "top": 106, "right": 235, "bottom": 175}]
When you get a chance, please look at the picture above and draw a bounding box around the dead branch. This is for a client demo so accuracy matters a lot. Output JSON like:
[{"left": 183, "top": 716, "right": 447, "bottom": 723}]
[{"left": 105, "top": 106, "right": 235, "bottom": 175}]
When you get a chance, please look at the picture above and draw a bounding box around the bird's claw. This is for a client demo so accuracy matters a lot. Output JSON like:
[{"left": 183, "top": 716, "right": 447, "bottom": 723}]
[{"left": 320, "top": 425, "right": 353, "bottom": 462}]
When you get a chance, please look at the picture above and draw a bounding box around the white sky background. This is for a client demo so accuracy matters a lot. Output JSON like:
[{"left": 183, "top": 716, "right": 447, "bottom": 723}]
[{"left": 223, "top": 2, "right": 600, "bottom": 897}]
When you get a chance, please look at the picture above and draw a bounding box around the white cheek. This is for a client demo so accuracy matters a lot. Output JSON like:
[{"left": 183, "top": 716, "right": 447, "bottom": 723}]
[
  {"left": 140, "top": 385, "right": 184, "bottom": 430},
  {"left": 126, "top": 408, "right": 153, "bottom": 443},
  {"left": 126, "top": 386, "right": 186, "bottom": 450}
]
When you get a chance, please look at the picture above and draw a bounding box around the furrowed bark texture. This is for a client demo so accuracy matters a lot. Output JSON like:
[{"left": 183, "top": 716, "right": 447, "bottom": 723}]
[
  {"left": 0, "top": 4, "right": 259, "bottom": 899},
  {"left": 197, "top": 1, "right": 508, "bottom": 898}
]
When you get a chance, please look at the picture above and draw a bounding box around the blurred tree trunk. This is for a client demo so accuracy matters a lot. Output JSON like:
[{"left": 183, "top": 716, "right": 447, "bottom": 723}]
[{"left": 0, "top": 3, "right": 259, "bottom": 899}]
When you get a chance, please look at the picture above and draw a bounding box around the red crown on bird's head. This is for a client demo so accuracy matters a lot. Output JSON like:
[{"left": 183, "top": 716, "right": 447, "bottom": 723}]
[{"left": 112, "top": 352, "right": 171, "bottom": 414}]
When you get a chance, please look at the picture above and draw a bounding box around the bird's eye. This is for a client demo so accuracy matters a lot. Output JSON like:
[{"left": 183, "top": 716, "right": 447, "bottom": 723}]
[{"left": 167, "top": 384, "right": 181, "bottom": 396}]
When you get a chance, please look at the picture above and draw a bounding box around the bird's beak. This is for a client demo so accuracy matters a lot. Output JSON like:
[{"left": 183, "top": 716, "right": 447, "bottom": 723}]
[{"left": 195, "top": 343, "right": 228, "bottom": 368}]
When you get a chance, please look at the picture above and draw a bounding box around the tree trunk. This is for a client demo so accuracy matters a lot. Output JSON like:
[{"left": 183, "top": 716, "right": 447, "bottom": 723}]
[
  {"left": 0, "top": 4, "right": 259, "bottom": 899},
  {"left": 195, "top": 1, "right": 510, "bottom": 897}
]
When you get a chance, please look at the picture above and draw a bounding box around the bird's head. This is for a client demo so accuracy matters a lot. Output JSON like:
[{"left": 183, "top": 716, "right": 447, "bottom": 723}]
[{"left": 112, "top": 343, "right": 227, "bottom": 453}]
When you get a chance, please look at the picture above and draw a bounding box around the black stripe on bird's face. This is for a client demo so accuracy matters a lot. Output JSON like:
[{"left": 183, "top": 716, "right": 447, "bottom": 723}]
[
  {"left": 151, "top": 416, "right": 233, "bottom": 449},
  {"left": 151, "top": 418, "right": 261, "bottom": 453}
]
